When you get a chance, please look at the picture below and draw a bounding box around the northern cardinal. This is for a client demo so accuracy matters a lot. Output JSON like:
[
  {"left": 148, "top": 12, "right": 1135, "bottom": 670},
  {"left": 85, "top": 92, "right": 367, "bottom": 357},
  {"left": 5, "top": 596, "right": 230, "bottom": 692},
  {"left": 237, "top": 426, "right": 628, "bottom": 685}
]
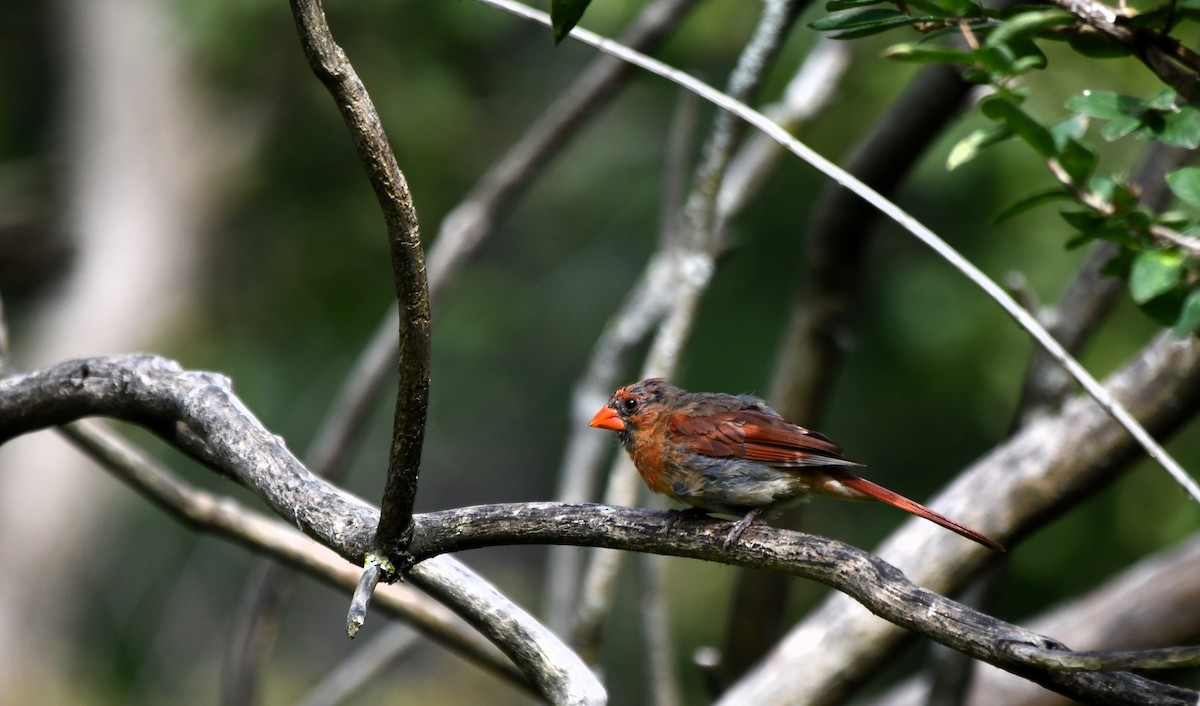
[{"left": 590, "top": 378, "right": 1003, "bottom": 551}]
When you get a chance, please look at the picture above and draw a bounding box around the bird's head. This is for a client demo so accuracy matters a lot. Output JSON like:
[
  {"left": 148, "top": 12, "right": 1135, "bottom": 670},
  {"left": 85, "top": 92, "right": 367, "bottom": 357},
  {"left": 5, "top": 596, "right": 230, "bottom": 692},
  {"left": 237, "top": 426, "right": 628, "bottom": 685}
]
[{"left": 589, "top": 378, "right": 678, "bottom": 449}]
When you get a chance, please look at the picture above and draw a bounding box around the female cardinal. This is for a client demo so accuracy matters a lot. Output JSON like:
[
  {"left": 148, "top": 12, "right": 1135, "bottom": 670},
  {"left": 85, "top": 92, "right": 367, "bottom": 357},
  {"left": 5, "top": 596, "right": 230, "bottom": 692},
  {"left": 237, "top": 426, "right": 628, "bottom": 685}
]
[{"left": 590, "top": 378, "right": 1003, "bottom": 551}]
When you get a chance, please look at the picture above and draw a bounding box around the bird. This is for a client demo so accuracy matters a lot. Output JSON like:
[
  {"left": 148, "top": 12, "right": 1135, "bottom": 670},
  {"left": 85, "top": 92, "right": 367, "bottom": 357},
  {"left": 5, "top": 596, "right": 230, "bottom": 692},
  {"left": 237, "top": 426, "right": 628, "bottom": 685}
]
[{"left": 589, "top": 378, "right": 1003, "bottom": 551}]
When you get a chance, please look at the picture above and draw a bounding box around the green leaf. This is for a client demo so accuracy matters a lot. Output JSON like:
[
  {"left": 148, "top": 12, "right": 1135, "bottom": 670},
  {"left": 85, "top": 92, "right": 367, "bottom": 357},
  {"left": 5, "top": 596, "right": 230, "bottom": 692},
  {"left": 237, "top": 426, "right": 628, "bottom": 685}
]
[
  {"left": 1167, "top": 167, "right": 1200, "bottom": 208},
  {"left": 1065, "top": 226, "right": 1136, "bottom": 250},
  {"left": 1107, "top": 183, "right": 1140, "bottom": 214},
  {"left": 551, "top": 0, "right": 591, "bottom": 45},
  {"left": 1066, "top": 90, "right": 1142, "bottom": 120},
  {"left": 1049, "top": 114, "right": 1088, "bottom": 149},
  {"left": 809, "top": 8, "right": 908, "bottom": 30},
  {"left": 1153, "top": 105, "right": 1200, "bottom": 149},
  {"left": 882, "top": 43, "right": 977, "bottom": 64},
  {"left": 1099, "top": 115, "right": 1143, "bottom": 141},
  {"left": 814, "top": 10, "right": 936, "bottom": 38},
  {"left": 1144, "top": 88, "right": 1178, "bottom": 111},
  {"left": 975, "top": 45, "right": 1014, "bottom": 73},
  {"left": 985, "top": 9, "right": 1074, "bottom": 45},
  {"left": 1174, "top": 288, "right": 1200, "bottom": 338},
  {"left": 980, "top": 96, "right": 1056, "bottom": 158},
  {"left": 1129, "top": 250, "right": 1184, "bottom": 303},
  {"left": 993, "top": 189, "right": 1072, "bottom": 223},
  {"left": 947, "top": 124, "right": 1012, "bottom": 170}
]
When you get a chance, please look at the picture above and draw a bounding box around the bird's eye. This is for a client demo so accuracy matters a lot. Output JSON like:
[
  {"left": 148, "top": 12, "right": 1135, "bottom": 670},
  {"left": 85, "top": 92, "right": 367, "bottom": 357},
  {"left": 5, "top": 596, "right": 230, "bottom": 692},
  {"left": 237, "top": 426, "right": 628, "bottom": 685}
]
[{"left": 622, "top": 397, "right": 638, "bottom": 412}]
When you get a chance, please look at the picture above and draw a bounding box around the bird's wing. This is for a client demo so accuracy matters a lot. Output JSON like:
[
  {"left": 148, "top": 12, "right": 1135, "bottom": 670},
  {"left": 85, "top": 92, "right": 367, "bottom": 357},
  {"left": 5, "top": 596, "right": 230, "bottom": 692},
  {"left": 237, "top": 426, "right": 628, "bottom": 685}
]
[{"left": 669, "top": 408, "right": 859, "bottom": 467}]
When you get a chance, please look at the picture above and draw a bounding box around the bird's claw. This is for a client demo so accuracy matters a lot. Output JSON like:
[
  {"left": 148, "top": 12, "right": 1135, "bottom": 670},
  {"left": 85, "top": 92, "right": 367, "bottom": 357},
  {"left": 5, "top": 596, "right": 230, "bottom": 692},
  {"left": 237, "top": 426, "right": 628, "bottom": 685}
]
[{"left": 722, "top": 509, "right": 766, "bottom": 550}]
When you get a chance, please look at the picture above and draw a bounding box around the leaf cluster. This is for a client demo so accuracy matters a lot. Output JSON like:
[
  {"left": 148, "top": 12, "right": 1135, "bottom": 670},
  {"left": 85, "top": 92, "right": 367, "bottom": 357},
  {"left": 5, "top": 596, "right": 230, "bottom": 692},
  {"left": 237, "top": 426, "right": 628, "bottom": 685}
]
[{"left": 806, "top": 0, "right": 1200, "bottom": 337}]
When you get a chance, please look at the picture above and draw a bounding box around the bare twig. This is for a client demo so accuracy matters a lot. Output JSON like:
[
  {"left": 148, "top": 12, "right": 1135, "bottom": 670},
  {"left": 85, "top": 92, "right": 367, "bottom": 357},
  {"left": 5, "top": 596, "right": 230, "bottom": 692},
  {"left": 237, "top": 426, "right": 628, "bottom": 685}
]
[
  {"left": 289, "top": 0, "right": 432, "bottom": 583},
  {"left": 347, "top": 558, "right": 386, "bottom": 638},
  {"left": 477, "top": 0, "right": 1200, "bottom": 507}
]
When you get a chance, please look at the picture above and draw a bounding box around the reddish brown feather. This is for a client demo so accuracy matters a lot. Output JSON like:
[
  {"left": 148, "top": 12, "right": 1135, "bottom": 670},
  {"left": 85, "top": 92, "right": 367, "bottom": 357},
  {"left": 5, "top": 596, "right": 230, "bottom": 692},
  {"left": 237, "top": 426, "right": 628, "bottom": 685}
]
[
  {"left": 828, "top": 474, "right": 1005, "bottom": 552},
  {"left": 669, "top": 408, "right": 854, "bottom": 467}
]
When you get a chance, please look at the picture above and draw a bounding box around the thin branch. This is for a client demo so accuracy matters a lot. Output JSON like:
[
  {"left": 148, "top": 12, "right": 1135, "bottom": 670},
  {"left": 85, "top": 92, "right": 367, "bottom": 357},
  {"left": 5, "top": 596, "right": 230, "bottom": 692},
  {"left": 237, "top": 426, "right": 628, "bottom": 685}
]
[
  {"left": 476, "top": 0, "right": 1200, "bottom": 507},
  {"left": 403, "top": 503, "right": 1197, "bottom": 706},
  {"left": 427, "top": 0, "right": 702, "bottom": 300},
  {"left": 223, "top": 561, "right": 295, "bottom": 706},
  {"left": 235, "top": 0, "right": 705, "bottom": 692},
  {"left": 289, "top": 0, "right": 431, "bottom": 568}
]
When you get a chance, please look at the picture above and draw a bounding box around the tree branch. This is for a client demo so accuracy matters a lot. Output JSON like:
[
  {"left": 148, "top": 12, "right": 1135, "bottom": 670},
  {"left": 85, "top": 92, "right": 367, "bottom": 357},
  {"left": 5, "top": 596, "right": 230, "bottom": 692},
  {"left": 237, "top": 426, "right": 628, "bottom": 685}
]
[
  {"left": 1047, "top": 0, "right": 1200, "bottom": 101},
  {"left": 55, "top": 419, "right": 529, "bottom": 694},
  {"left": 288, "top": 0, "right": 431, "bottom": 566},
  {"left": 3, "top": 348, "right": 1198, "bottom": 703},
  {"left": 0, "top": 357, "right": 603, "bottom": 704},
  {"left": 717, "top": 331, "right": 1200, "bottom": 705},
  {"left": 403, "top": 502, "right": 1197, "bottom": 706}
]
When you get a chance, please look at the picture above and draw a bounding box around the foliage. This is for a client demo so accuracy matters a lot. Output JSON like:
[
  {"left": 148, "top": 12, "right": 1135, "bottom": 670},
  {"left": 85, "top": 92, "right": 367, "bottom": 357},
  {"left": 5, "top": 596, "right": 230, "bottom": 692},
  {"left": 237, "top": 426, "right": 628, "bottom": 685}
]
[{"left": 809, "top": 0, "right": 1200, "bottom": 337}]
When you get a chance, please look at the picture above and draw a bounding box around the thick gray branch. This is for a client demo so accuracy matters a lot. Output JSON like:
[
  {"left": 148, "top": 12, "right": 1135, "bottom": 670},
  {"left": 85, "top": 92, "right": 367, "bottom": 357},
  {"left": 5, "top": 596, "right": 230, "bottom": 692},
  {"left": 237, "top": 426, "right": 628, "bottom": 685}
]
[
  {"left": 405, "top": 502, "right": 1195, "bottom": 706},
  {"left": 0, "top": 356, "right": 601, "bottom": 704}
]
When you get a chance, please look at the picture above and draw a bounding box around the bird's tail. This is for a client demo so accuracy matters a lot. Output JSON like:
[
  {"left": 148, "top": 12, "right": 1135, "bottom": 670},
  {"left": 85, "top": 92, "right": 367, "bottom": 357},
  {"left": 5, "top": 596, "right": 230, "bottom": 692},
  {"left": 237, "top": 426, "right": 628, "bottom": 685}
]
[{"left": 821, "top": 473, "right": 1005, "bottom": 552}]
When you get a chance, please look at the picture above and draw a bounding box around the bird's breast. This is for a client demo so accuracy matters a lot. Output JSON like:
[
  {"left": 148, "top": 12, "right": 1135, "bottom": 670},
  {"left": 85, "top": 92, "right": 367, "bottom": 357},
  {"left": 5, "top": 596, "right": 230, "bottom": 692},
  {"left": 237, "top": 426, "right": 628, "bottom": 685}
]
[{"left": 629, "top": 442, "right": 811, "bottom": 514}]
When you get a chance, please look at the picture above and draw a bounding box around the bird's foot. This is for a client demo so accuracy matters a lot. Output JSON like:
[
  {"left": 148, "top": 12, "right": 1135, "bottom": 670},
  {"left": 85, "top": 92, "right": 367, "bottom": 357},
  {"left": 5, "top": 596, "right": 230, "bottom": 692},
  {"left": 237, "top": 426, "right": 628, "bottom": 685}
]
[
  {"left": 723, "top": 508, "right": 766, "bottom": 550},
  {"left": 663, "top": 507, "right": 712, "bottom": 534}
]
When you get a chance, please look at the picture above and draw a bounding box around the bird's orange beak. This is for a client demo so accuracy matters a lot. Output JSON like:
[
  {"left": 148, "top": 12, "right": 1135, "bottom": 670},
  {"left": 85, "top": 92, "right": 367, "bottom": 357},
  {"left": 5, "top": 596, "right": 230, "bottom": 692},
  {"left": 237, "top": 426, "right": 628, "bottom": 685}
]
[{"left": 589, "top": 406, "right": 625, "bottom": 431}]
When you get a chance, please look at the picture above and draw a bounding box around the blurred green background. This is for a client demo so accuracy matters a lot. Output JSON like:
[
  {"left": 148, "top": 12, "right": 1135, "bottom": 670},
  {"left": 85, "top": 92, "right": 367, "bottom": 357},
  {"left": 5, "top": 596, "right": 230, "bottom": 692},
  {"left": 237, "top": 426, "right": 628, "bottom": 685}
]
[{"left": 1, "top": 0, "right": 1198, "bottom": 703}]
